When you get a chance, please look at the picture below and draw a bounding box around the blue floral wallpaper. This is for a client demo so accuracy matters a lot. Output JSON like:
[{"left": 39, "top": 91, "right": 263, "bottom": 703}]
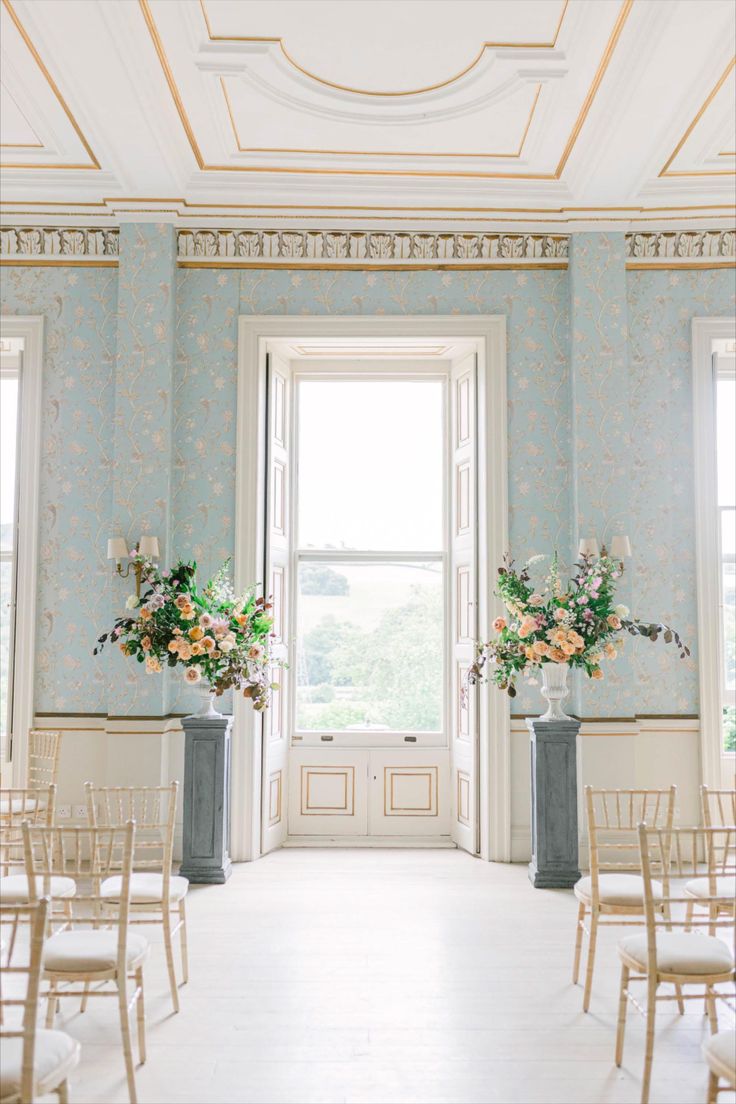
[
  {"left": 1, "top": 238, "right": 733, "bottom": 719},
  {"left": 1, "top": 265, "right": 117, "bottom": 713}
]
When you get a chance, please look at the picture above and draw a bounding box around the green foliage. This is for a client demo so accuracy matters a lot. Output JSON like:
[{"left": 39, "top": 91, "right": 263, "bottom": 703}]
[{"left": 724, "top": 705, "right": 736, "bottom": 753}]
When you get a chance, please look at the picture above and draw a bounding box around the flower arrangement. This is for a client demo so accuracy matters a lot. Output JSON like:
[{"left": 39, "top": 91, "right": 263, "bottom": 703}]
[
  {"left": 95, "top": 556, "right": 277, "bottom": 710},
  {"left": 468, "top": 552, "right": 688, "bottom": 698}
]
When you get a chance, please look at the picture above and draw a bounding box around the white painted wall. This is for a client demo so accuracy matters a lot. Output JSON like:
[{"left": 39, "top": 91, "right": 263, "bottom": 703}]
[{"left": 41, "top": 713, "right": 701, "bottom": 868}]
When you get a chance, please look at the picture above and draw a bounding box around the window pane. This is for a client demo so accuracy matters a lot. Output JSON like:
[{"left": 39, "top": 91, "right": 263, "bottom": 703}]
[
  {"left": 295, "top": 561, "right": 443, "bottom": 732},
  {"left": 716, "top": 378, "right": 735, "bottom": 507},
  {"left": 722, "top": 506, "right": 735, "bottom": 754},
  {"left": 297, "top": 380, "right": 443, "bottom": 550},
  {"left": 1, "top": 376, "right": 18, "bottom": 554}
]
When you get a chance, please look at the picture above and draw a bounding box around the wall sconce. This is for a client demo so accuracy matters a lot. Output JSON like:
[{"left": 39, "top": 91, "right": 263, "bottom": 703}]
[
  {"left": 578, "top": 534, "right": 632, "bottom": 572},
  {"left": 107, "top": 535, "right": 160, "bottom": 598}
]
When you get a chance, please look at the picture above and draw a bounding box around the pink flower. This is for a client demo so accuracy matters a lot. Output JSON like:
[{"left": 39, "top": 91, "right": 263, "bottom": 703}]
[
  {"left": 577, "top": 595, "right": 588, "bottom": 605},
  {"left": 553, "top": 608, "right": 567, "bottom": 622},
  {"left": 199, "top": 613, "right": 214, "bottom": 629},
  {"left": 184, "top": 665, "right": 202, "bottom": 684},
  {"left": 518, "top": 616, "right": 538, "bottom": 639},
  {"left": 528, "top": 594, "right": 544, "bottom": 607},
  {"left": 493, "top": 617, "right": 507, "bottom": 632}
]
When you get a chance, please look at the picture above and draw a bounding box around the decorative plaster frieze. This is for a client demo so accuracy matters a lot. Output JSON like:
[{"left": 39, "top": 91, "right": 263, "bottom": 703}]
[
  {"left": 0, "top": 226, "right": 119, "bottom": 260},
  {"left": 625, "top": 228, "right": 735, "bottom": 263},
  {"left": 176, "top": 229, "right": 570, "bottom": 267}
]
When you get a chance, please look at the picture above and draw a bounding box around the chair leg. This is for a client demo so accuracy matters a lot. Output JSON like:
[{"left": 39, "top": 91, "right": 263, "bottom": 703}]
[
  {"left": 45, "top": 991, "right": 57, "bottom": 1028},
  {"left": 674, "top": 983, "right": 685, "bottom": 1015},
  {"left": 7, "top": 916, "right": 19, "bottom": 964},
  {"left": 162, "top": 911, "right": 180, "bottom": 1013},
  {"left": 117, "top": 979, "right": 138, "bottom": 1104},
  {"left": 178, "top": 898, "right": 189, "bottom": 985},
  {"left": 641, "top": 977, "right": 658, "bottom": 1104},
  {"left": 582, "top": 911, "right": 599, "bottom": 1012},
  {"left": 615, "top": 963, "right": 629, "bottom": 1067},
  {"left": 572, "top": 902, "right": 585, "bottom": 984},
  {"left": 135, "top": 967, "right": 146, "bottom": 1065},
  {"left": 706, "top": 986, "right": 718, "bottom": 1035},
  {"left": 57, "top": 1080, "right": 69, "bottom": 1104},
  {"left": 684, "top": 899, "right": 694, "bottom": 932},
  {"left": 707, "top": 1071, "right": 719, "bottom": 1104},
  {"left": 81, "top": 981, "right": 91, "bottom": 1013}
]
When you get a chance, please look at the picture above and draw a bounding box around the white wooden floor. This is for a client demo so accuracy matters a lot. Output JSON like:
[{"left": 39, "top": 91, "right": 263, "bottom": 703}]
[{"left": 46, "top": 849, "right": 734, "bottom": 1104}]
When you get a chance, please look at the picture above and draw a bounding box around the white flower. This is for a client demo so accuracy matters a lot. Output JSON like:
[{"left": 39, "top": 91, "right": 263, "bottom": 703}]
[
  {"left": 614, "top": 604, "right": 630, "bottom": 618},
  {"left": 125, "top": 595, "right": 140, "bottom": 610},
  {"left": 184, "top": 665, "right": 202, "bottom": 684},
  {"left": 526, "top": 554, "right": 547, "bottom": 566}
]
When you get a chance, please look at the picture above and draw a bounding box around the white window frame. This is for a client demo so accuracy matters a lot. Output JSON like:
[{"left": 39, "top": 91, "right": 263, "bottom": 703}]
[
  {"left": 289, "top": 363, "right": 450, "bottom": 749},
  {"left": 0, "top": 316, "right": 43, "bottom": 786},
  {"left": 235, "top": 316, "right": 509, "bottom": 863},
  {"left": 692, "top": 316, "right": 736, "bottom": 788}
]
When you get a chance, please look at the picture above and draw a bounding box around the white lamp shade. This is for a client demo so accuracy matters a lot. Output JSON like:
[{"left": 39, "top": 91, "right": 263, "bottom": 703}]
[
  {"left": 138, "top": 535, "right": 160, "bottom": 559},
  {"left": 578, "top": 538, "right": 599, "bottom": 557},
  {"left": 610, "top": 535, "right": 632, "bottom": 559},
  {"left": 107, "top": 537, "right": 128, "bottom": 561}
]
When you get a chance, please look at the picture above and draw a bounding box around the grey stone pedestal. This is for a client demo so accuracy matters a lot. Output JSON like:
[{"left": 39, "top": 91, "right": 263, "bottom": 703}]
[
  {"left": 180, "top": 715, "right": 232, "bottom": 884},
  {"left": 527, "top": 717, "right": 581, "bottom": 889}
]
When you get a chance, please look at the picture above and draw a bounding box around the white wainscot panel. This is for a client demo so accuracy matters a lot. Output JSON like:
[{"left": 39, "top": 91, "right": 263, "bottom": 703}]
[
  {"left": 288, "top": 750, "right": 368, "bottom": 836},
  {"left": 368, "top": 749, "right": 450, "bottom": 836}
]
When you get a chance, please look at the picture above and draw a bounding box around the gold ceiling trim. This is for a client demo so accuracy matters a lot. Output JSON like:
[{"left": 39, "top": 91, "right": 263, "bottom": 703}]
[
  {"left": 221, "top": 75, "right": 541, "bottom": 159},
  {"left": 0, "top": 258, "right": 118, "bottom": 267},
  {"left": 0, "top": 85, "right": 43, "bottom": 148},
  {"left": 659, "top": 57, "right": 736, "bottom": 178},
  {"left": 1, "top": 0, "right": 100, "bottom": 169},
  {"left": 200, "top": 0, "right": 567, "bottom": 97},
  {"left": 140, "top": 0, "right": 632, "bottom": 180},
  {"left": 626, "top": 260, "right": 735, "bottom": 270},
  {"left": 177, "top": 260, "right": 569, "bottom": 271}
]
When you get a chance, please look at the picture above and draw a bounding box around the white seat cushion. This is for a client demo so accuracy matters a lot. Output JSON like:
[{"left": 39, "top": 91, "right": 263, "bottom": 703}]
[
  {"left": 0, "top": 875, "right": 76, "bottom": 903},
  {"left": 100, "top": 872, "right": 189, "bottom": 903},
  {"left": 703, "top": 1031, "right": 736, "bottom": 1086},
  {"left": 0, "top": 795, "right": 40, "bottom": 814},
  {"left": 685, "top": 875, "right": 736, "bottom": 902},
  {"left": 0, "top": 1029, "right": 80, "bottom": 1098},
  {"left": 619, "top": 932, "right": 735, "bottom": 976},
  {"left": 43, "top": 930, "right": 149, "bottom": 974},
  {"left": 574, "top": 874, "right": 663, "bottom": 907}
]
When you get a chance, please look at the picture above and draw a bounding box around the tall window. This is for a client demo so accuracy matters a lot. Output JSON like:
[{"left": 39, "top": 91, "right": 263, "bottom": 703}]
[
  {"left": 715, "top": 345, "right": 735, "bottom": 752},
  {"left": 294, "top": 377, "right": 446, "bottom": 735},
  {"left": 0, "top": 339, "right": 22, "bottom": 760}
]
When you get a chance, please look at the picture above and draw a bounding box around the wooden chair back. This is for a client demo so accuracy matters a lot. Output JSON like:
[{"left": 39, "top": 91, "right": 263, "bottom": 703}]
[
  {"left": 638, "top": 824, "right": 736, "bottom": 965},
  {"left": 585, "top": 786, "right": 676, "bottom": 895},
  {"left": 0, "top": 897, "right": 49, "bottom": 1101},
  {"left": 22, "top": 822, "right": 136, "bottom": 966},
  {"left": 0, "top": 785, "right": 56, "bottom": 877},
  {"left": 27, "top": 729, "right": 62, "bottom": 789},
  {"left": 702, "top": 787, "right": 736, "bottom": 870},
  {"left": 86, "top": 783, "right": 178, "bottom": 897}
]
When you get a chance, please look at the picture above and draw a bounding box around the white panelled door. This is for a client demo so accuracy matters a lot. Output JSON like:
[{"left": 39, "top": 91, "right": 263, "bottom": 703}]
[
  {"left": 450, "top": 353, "right": 479, "bottom": 854},
  {"left": 261, "top": 352, "right": 291, "bottom": 853}
]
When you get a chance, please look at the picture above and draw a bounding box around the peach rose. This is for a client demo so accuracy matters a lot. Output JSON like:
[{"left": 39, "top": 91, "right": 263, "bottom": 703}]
[
  {"left": 145, "top": 656, "right": 161, "bottom": 673},
  {"left": 528, "top": 594, "right": 544, "bottom": 607},
  {"left": 553, "top": 608, "right": 567, "bottom": 622},
  {"left": 177, "top": 642, "right": 193, "bottom": 661},
  {"left": 188, "top": 625, "right": 204, "bottom": 641},
  {"left": 179, "top": 605, "right": 195, "bottom": 620},
  {"left": 168, "top": 639, "right": 179, "bottom": 653},
  {"left": 561, "top": 641, "right": 576, "bottom": 656},
  {"left": 607, "top": 614, "right": 621, "bottom": 630},
  {"left": 175, "top": 594, "right": 190, "bottom": 610},
  {"left": 139, "top": 607, "right": 152, "bottom": 621},
  {"left": 549, "top": 647, "right": 567, "bottom": 663},
  {"left": 524, "top": 645, "right": 536, "bottom": 660},
  {"left": 190, "top": 641, "right": 205, "bottom": 656},
  {"left": 201, "top": 636, "right": 215, "bottom": 652},
  {"left": 532, "top": 641, "right": 549, "bottom": 656},
  {"left": 236, "top": 613, "right": 249, "bottom": 627},
  {"left": 184, "top": 665, "right": 202, "bottom": 684},
  {"left": 518, "top": 616, "right": 538, "bottom": 639},
  {"left": 493, "top": 617, "right": 507, "bottom": 633},
  {"left": 591, "top": 668, "right": 604, "bottom": 680},
  {"left": 141, "top": 635, "right": 152, "bottom": 651}
]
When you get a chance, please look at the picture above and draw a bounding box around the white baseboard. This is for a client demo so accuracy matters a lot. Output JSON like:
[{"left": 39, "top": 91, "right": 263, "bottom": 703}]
[{"left": 283, "top": 835, "right": 456, "bottom": 848}]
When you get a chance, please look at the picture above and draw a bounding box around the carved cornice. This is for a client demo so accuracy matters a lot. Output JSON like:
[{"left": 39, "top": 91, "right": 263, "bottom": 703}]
[
  {"left": 0, "top": 226, "right": 119, "bottom": 262},
  {"left": 176, "top": 229, "right": 570, "bottom": 268},
  {"left": 625, "top": 228, "right": 735, "bottom": 262}
]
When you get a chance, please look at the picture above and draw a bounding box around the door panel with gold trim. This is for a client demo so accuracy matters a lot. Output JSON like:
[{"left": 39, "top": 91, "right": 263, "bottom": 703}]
[{"left": 288, "top": 749, "right": 369, "bottom": 835}]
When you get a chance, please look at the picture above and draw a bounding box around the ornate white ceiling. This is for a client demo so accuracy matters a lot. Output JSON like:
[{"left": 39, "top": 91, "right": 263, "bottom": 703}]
[{"left": 0, "top": 0, "right": 734, "bottom": 230}]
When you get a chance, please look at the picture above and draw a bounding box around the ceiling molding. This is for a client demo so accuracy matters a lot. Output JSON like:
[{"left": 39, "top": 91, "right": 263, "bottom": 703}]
[
  {"left": 199, "top": 0, "right": 568, "bottom": 98},
  {"left": 1, "top": 224, "right": 734, "bottom": 270},
  {"left": 0, "top": 0, "right": 100, "bottom": 170},
  {"left": 219, "top": 76, "right": 543, "bottom": 160},
  {"left": 139, "top": 0, "right": 633, "bottom": 180},
  {"left": 659, "top": 57, "right": 736, "bottom": 178}
]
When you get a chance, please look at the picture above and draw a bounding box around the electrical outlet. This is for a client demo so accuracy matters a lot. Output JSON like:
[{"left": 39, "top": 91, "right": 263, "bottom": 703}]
[
  {"left": 73, "top": 804, "right": 87, "bottom": 820},
  {"left": 57, "top": 805, "right": 71, "bottom": 819}
]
